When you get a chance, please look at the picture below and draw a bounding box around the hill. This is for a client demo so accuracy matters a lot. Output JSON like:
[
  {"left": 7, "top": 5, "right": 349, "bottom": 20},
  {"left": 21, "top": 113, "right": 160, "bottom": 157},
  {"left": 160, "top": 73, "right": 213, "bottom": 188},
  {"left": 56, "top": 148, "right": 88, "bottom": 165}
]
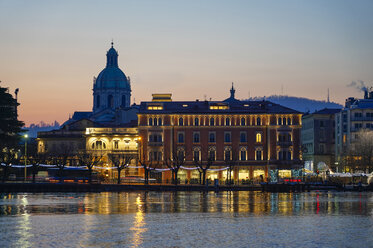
[{"left": 247, "top": 95, "right": 343, "bottom": 113}]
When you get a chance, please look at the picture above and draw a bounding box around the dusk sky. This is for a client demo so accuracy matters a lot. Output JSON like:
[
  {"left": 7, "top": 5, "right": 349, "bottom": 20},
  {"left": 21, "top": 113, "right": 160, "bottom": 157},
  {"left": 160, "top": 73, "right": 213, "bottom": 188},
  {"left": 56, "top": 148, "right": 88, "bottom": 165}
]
[{"left": 1, "top": 0, "right": 373, "bottom": 126}]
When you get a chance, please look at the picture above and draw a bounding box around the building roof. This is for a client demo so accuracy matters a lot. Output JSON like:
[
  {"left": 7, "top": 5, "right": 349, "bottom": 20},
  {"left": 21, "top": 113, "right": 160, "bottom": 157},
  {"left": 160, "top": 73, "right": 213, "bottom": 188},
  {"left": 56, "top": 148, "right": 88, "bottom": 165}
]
[
  {"left": 93, "top": 43, "right": 130, "bottom": 90},
  {"left": 139, "top": 99, "right": 301, "bottom": 115},
  {"left": 313, "top": 108, "right": 341, "bottom": 115}
]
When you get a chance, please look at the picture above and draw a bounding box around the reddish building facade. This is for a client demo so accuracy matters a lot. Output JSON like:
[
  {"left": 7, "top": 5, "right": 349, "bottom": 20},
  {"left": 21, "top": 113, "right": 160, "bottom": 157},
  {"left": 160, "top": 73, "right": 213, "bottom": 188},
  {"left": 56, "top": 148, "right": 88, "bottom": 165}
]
[{"left": 138, "top": 87, "right": 303, "bottom": 183}]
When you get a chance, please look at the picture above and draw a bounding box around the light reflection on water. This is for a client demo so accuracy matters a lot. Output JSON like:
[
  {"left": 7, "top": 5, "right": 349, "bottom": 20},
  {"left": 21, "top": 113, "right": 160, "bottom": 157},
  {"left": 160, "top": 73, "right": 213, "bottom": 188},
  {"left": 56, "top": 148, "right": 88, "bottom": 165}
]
[{"left": 0, "top": 191, "right": 372, "bottom": 247}]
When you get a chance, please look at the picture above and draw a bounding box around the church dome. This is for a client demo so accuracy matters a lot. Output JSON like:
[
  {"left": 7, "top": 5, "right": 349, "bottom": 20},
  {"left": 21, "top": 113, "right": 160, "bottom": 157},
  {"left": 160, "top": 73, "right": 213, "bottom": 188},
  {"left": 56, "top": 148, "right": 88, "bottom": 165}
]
[{"left": 94, "top": 43, "right": 130, "bottom": 90}]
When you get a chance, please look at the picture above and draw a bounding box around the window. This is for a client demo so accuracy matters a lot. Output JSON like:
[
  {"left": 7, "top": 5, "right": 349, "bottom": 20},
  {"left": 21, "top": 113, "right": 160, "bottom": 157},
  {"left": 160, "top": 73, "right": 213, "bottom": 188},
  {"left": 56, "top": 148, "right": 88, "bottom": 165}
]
[
  {"left": 210, "top": 118, "right": 215, "bottom": 126},
  {"left": 114, "top": 140, "right": 119, "bottom": 149},
  {"left": 108, "top": 95, "right": 114, "bottom": 108},
  {"left": 256, "top": 150, "right": 262, "bottom": 160},
  {"left": 256, "top": 133, "right": 262, "bottom": 143},
  {"left": 354, "top": 112, "right": 362, "bottom": 118},
  {"left": 224, "top": 132, "right": 231, "bottom": 143},
  {"left": 178, "top": 133, "right": 184, "bottom": 143},
  {"left": 241, "top": 117, "right": 246, "bottom": 126},
  {"left": 224, "top": 150, "right": 231, "bottom": 161},
  {"left": 282, "top": 117, "right": 286, "bottom": 125},
  {"left": 194, "top": 118, "right": 199, "bottom": 126},
  {"left": 209, "top": 132, "right": 216, "bottom": 143},
  {"left": 177, "top": 150, "right": 185, "bottom": 161},
  {"left": 149, "top": 151, "right": 162, "bottom": 161},
  {"left": 287, "top": 117, "right": 291, "bottom": 125},
  {"left": 320, "top": 120, "right": 324, "bottom": 127},
  {"left": 193, "top": 132, "right": 200, "bottom": 143},
  {"left": 179, "top": 117, "right": 184, "bottom": 126},
  {"left": 225, "top": 118, "right": 231, "bottom": 126},
  {"left": 158, "top": 118, "right": 162, "bottom": 126},
  {"left": 96, "top": 95, "right": 100, "bottom": 108},
  {"left": 256, "top": 117, "right": 261, "bottom": 126},
  {"left": 355, "top": 123, "right": 362, "bottom": 129},
  {"left": 240, "top": 150, "right": 247, "bottom": 161},
  {"left": 92, "top": 140, "right": 106, "bottom": 150},
  {"left": 278, "top": 150, "right": 291, "bottom": 160},
  {"left": 148, "top": 118, "right": 153, "bottom": 126},
  {"left": 240, "top": 132, "right": 247, "bottom": 142},
  {"left": 278, "top": 118, "right": 282, "bottom": 125},
  {"left": 193, "top": 150, "right": 200, "bottom": 162},
  {"left": 209, "top": 150, "right": 216, "bottom": 161},
  {"left": 154, "top": 118, "right": 158, "bottom": 126},
  {"left": 149, "top": 134, "right": 162, "bottom": 142}
]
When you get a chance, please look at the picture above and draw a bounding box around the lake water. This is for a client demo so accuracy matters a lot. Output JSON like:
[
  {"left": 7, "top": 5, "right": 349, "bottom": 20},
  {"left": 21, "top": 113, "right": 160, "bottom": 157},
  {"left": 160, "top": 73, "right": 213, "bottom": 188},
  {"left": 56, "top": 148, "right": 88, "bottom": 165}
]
[{"left": 0, "top": 191, "right": 372, "bottom": 248}]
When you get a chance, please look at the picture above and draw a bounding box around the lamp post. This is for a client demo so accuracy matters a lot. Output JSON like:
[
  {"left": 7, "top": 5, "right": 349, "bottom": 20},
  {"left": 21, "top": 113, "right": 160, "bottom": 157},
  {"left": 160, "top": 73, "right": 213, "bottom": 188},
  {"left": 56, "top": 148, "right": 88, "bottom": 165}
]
[{"left": 24, "top": 134, "right": 28, "bottom": 181}]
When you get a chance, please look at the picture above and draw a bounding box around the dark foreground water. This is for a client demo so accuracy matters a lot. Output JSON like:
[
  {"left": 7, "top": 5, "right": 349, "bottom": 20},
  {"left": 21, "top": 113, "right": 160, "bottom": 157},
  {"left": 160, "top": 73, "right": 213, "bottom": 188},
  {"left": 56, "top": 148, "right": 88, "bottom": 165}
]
[{"left": 0, "top": 191, "right": 372, "bottom": 248}]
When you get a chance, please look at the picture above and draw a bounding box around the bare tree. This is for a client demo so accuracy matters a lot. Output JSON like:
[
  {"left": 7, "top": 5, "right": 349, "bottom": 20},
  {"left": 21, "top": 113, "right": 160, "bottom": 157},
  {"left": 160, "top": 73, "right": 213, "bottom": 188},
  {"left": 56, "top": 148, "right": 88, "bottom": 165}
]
[
  {"left": 76, "top": 150, "right": 102, "bottom": 184},
  {"left": 164, "top": 148, "right": 186, "bottom": 185},
  {"left": 29, "top": 153, "right": 47, "bottom": 183},
  {"left": 224, "top": 147, "right": 239, "bottom": 185},
  {"left": 343, "top": 129, "right": 373, "bottom": 173},
  {"left": 194, "top": 147, "right": 214, "bottom": 185},
  {"left": 108, "top": 151, "right": 134, "bottom": 184},
  {"left": 48, "top": 143, "right": 73, "bottom": 183}
]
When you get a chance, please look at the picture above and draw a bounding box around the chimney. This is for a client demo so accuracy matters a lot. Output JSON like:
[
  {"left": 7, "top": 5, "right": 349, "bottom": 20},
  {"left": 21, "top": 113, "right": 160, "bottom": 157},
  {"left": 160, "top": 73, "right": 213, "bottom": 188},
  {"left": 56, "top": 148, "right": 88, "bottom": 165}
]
[
  {"left": 364, "top": 89, "right": 368, "bottom": 99},
  {"left": 345, "top": 97, "right": 355, "bottom": 108},
  {"left": 369, "top": 91, "right": 373, "bottom": 99}
]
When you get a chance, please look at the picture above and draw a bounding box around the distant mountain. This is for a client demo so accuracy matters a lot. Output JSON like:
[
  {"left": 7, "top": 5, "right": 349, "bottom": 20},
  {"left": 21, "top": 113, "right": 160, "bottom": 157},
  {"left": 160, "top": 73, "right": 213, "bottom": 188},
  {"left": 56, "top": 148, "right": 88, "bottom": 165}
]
[
  {"left": 247, "top": 95, "right": 343, "bottom": 113},
  {"left": 24, "top": 121, "right": 60, "bottom": 138}
]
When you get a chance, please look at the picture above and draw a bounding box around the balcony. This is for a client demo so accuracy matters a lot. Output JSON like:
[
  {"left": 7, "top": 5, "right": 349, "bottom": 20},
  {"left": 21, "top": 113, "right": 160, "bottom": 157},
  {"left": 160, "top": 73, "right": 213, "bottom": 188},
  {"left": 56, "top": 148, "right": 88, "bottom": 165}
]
[{"left": 277, "top": 141, "right": 293, "bottom": 147}]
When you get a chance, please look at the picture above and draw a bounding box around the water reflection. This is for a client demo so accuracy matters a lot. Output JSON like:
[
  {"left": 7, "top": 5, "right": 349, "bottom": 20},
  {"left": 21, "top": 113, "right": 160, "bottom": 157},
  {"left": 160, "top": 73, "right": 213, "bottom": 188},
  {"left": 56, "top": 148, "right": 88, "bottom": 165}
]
[{"left": 0, "top": 191, "right": 372, "bottom": 216}]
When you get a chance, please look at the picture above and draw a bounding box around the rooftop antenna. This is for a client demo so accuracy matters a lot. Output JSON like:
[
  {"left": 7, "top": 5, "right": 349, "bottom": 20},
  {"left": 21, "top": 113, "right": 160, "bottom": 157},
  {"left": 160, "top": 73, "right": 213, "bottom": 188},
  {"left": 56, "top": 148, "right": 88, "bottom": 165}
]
[
  {"left": 111, "top": 39, "right": 114, "bottom": 48},
  {"left": 281, "top": 84, "right": 283, "bottom": 95},
  {"left": 327, "top": 88, "right": 330, "bottom": 102},
  {"left": 204, "top": 94, "right": 207, "bottom": 101}
]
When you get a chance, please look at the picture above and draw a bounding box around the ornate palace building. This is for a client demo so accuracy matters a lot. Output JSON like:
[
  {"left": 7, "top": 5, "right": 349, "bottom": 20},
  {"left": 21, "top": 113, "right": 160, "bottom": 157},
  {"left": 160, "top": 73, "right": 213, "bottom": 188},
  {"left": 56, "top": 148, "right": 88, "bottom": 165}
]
[{"left": 138, "top": 85, "right": 303, "bottom": 183}]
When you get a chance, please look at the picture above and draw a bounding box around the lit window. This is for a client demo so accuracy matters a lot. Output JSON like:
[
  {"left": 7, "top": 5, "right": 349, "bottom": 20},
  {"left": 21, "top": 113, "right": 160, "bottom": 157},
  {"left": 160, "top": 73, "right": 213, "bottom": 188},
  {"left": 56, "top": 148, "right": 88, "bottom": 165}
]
[
  {"left": 256, "top": 133, "right": 262, "bottom": 143},
  {"left": 114, "top": 140, "right": 119, "bottom": 149},
  {"left": 147, "top": 105, "right": 163, "bottom": 110}
]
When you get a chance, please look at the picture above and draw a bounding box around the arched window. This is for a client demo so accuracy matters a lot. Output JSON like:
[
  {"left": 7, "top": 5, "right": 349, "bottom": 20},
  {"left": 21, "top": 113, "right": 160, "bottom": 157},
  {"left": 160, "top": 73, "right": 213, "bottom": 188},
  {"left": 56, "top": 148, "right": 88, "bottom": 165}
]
[
  {"left": 241, "top": 117, "right": 246, "bottom": 126},
  {"left": 283, "top": 117, "right": 287, "bottom": 125},
  {"left": 256, "top": 117, "right": 261, "bottom": 126},
  {"left": 178, "top": 133, "right": 184, "bottom": 143},
  {"left": 121, "top": 95, "right": 126, "bottom": 107},
  {"left": 240, "top": 132, "right": 247, "bottom": 142},
  {"left": 158, "top": 118, "right": 162, "bottom": 126},
  {"left": 154, "top": 118, "right": 158, "bottom": 126},
  {"left": 194, "top": 117, "right": 199, "bottom": 126},
  {"left": 287, "top": 117, "right": 291, "bottom": 125},
  {"left": 225, "top": 117, "right": 230, "bottom": 126},
  {"left": 108, "top": 95, "right": 114, "bottom": 108},
  {"left": 256, "top": 133, "right": 262, "bottom": 143},
  {"left": 93, "top": 140, "right": 106, "bottom": 150},
  {"left": 278, "top": 117, "right": 282, "bottom": 125},
  {"left": 148, "top": 118, "right": 153, "bottom": 126},
  {"left": 179, "top": 117, "right": 184, "bottom": 126},
  {"left": 96, "top": 95, "right": 100, "bottom": 108},
  {"left": 193, "top": 133, "right": 200, "bottom": 143},
  {"left": 210, "top": 117, "right": 215, "bottom": 126}
]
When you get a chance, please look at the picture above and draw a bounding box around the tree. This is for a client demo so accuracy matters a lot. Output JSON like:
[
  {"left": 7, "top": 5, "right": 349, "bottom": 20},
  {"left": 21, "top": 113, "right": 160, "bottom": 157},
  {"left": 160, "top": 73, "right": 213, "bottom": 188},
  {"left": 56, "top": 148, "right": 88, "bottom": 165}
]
[
  {"left": 164, "top": 148, "right": 186, "bottom": 185},
  {"left": 108, "top": 152, "right": 134, "bottom": 184},
  {"left": 344, "top": 129, "right": 373, "bottom": 173},
  {"left": 194, "top": 147, "right": 214, "bottom": 185},
  {"left": 224, "top": 147, "right": 239, "bottom": 185},
  {"left": 76, "top": 150, "right": 102, "bottom": 184},
  {"left": 48, "top": 143, "right": 73, "bottom": 183},
  {"left": 0, "top": 81, "right": 24, "bottom": 151},
  {"left": 29, "top": 153, "right": 47, "bottom": 183},
  {"left": 138, "top": 147, "right": 161, "bottom": 185},
  {"left": 0, "top": 148, "right": 17, "bottom": 182}
]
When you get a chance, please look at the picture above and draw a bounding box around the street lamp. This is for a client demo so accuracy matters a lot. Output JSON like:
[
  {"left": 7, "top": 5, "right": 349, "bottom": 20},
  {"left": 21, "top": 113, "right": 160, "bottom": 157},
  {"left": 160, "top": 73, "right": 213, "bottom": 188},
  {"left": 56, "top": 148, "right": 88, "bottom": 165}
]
[{"left": 24, "top": 134, "right": 28, "bottom": 181}]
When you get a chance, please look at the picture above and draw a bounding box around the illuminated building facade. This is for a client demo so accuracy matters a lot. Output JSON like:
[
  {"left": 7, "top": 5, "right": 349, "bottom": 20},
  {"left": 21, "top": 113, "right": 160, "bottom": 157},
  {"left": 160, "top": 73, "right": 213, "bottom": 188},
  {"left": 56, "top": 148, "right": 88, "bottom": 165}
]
[{"left": 138, "top": 85, "right": 303, "bottom": 183}]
